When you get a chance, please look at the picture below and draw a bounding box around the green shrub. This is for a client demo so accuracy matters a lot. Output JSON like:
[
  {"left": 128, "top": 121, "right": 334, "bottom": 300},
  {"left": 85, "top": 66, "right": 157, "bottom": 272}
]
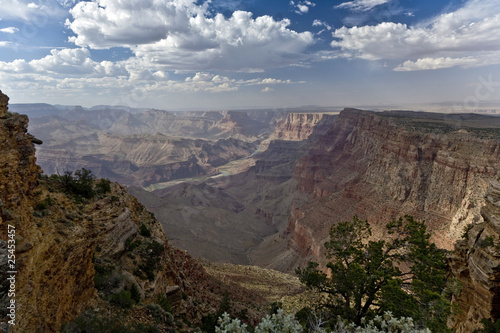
[
  {"left": 72, "top": 168, "right": 95, "bottom": 198},
  {"left": 137, "top": 241, "right": 164, "bottom": 280},
  {"left": 156, "top": 293, "right": 172, "bottom": 313},
  {"left": 140, "top": 223, "right": 152, "bottom": 237},
  {"left": 294, "top": 306, "right": 313, "bottom": 331},
  {"left": 139, "top": 258, "right": 158, "bottom": 281},
  {"left": 96, "top": 178, "right": 111, "bottom": 194},
  {"left": 474, "top": 318, "right": 500, "bottom": 333},
  {"left": 462, "top": 223, "right": 474, "bottom": 240},
  {"left": 61, "top": 310, "right": 160, "bottom": 333},
  {"left": 202, "top": 290, "right": 233, "bottom": 333},
  {"left": 126, "top": 239, "right": 142, "bottom": 251},
  {"left": 130, "top": 284, "right": 141, "bottom": 304},
  {"left": 54, "top": 168, "right": 96, "bottom": 199},
  {"left": 146, "top": 303, "right": 173, "bottom": 325},
  {"left": 94, "top": 262, "right": 115, "bottom": 292},
  {"left": 201, "top": 314, "right": 219, "bottom": 333},
  {"left": 110, "top": 289, "right": 135, "bottom": 309},
  {"left": 34, "top": 196, "right": 55, "bottom": 211},
  {"left": 34, "top": 201, "right": 49, "bottom": 211},
  {"left": 219, "top": 290, "right": 231, "bottom": 315},
  {"left": 269, "top": 301, "right": 283, "bottom": 315},
  {"left": 134, "top": 268, "right": 146, "bottom": 280},
  {"left": 216, "top": 310, "right": 302, "bottom": 333},
  {"left": 477, "top": 236, "right": 495, "bottom": 248},
  {"left": 148, "top": 241, "right": 164, "bottom": 256}
]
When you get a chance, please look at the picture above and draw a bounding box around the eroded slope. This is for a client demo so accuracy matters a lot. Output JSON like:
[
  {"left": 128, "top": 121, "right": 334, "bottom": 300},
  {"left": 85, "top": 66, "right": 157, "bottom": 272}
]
[
  {"left": 276, "top": 109, "right": 500, "bottom": 271},
  {"left": 0, "top": 91, "right": 270, "bottom": 332}
]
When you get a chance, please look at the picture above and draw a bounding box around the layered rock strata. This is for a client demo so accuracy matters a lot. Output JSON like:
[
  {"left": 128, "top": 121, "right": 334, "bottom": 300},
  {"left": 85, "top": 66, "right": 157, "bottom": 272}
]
[
  {"left": 34, "top": 132, "right": 256, "bottom": 188},
  {"left": 273, "top": 112, "right": 337, "bottom": 141},
  {"left": 281, "top": 109, "right": 500, "bottom": 271},
  {"left": 449, "top": 181, "right": 500, "bottom": 332}
]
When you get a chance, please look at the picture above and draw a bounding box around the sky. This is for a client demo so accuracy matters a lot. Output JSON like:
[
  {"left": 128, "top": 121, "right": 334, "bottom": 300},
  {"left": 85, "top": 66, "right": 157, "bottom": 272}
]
[{"left": 0, "top": 0, "right": 499, "bottom": 110}]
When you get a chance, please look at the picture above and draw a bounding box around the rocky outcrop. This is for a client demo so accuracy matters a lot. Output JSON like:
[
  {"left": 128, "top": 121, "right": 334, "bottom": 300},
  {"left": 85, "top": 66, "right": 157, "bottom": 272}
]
[
  {"left": 280, "top": 109, "right": 500, "bottom": 270},
  {"left": 0, "top": 92, "right": 8, "bottom": 117},
  {"left": 0, "top": 95, "right": 41, "bottom": 210},
  {"left": 216, "top": 111, "right": 255, "bottom": 135},
  {"left": 0, "top": 89, "right": 88, "bottom": 332},
  {"left": 449, "top": 181, "right": 500, "bottom": 332},
  {"left": 273, "top": 113, "right": 336, "bottom": 141}
]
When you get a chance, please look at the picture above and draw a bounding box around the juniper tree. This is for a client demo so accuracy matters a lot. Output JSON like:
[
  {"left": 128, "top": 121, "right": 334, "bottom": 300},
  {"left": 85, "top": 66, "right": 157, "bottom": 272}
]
[{"left": 296, "top": 215, "right": 451, "bottom": 332}]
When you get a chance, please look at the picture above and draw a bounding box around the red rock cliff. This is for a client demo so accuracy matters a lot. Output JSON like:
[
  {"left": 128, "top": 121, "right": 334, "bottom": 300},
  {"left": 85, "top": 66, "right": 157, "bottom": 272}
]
[
  {"left": 449, "top": 180, "right": 500, "bottom": 332},
  {"left": 273, "top": 112, "right": 337, "bottom": 141},
  {"left": 284, "top": 109, "right": 500, "bottom": 269}
]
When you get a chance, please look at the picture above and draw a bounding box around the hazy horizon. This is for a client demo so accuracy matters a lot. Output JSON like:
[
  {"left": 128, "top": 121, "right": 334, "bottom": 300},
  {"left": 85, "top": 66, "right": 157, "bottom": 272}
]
[{"left": 9, "top": 100, "right": 500, "bottom": 114}]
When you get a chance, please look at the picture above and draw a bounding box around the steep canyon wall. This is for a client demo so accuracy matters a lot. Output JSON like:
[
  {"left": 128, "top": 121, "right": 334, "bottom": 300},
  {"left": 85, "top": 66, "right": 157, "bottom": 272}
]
[
  {"left": 449, "top": 181, "right": 500, "bottom": 332},
  {"left": 272, "top": 112, "right": 337, "bottom": 141},
  {"left": 281, "top": 109, "right": 500, "bottom": 269}
]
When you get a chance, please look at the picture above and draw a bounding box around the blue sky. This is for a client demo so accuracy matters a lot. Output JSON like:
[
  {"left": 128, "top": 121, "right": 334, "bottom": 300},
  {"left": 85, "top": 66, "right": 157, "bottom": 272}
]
[{"left": 0, "top": 0, "right": 499, "bottom": 110}]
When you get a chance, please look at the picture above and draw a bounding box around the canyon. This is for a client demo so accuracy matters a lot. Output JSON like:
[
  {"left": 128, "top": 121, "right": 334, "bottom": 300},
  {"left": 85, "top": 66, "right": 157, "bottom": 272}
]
[
  {"left": 12, "top": 104, "right": 279, "bottom": 188},
  {"left": 0, "top": 92, "right": 291, "bottom": 332},
  {"left": 2, "top": 93, "right": 500, "bottom": 330},
  {"left": 129, "top": 108, "right": 500, "bottom": 331}
]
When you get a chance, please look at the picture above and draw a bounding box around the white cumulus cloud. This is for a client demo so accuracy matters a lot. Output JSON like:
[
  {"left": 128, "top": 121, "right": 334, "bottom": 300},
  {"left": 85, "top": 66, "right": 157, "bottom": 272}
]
[
  {"left": 394, "top": 54, "right": 500, "bottom": 71},
  {"left": 134, "top": 10, "right": 314, "bottom": 71},
  {"left": 0, "top": 0, "right": 40, "bottom": 19},
  {"left": 0, "top": 48, "right": 127, "bottom": 76},
  {"left": 0, "top": 0, "right": 314, "bottom": 101},
  {"left": 313, "top": 19, "right": 332, "bottom": 30},
  {"left": 290, "top": 1, "right": 316, "bottom": 14},
  {"left": 66, "top": 0, "right": 315, "bottom": 72},
  {"left": 67, "top": 0, "right": 203, "bottom": 48},
  {"left": 312, "top": 19, "right": 332, "bottom": 35},
  {"left": 0, "top": 0, "right": 66, "bottom": 20},
  {"left": 335, "top": 0, "right": 390, "bottom": 12},
  {"left": 331, "top": 0, "right": 500, "bottom": 70},
  {"left": 258, "top": 78, "right": 292, "bottom": 85},
  {"left": 0, "top": 27, "right": 19, "bottom": 34},
  {"left": 394, "top": 57, "right": 476, "bottom": 71}
]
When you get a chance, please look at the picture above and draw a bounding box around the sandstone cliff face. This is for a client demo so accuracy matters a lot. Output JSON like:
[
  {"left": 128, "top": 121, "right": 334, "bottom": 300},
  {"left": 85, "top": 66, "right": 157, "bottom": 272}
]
[
  {"left": 0, "top": 91, "right": 130, "bottom": 331},
  {"left": 283, "top": 109, "right": 500, "bottom": 270},
  {"left": 273, "top": 112, "right": 336, "bottom": 141},
  {"left": 449, "top": 181, "right": 500, "bottom": 332},
  {"left": 0, "top": 90, "right": 69, "bottom": 331},
  {"left": 0, "top": 92, "right": 40, "bottom": 210}
]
